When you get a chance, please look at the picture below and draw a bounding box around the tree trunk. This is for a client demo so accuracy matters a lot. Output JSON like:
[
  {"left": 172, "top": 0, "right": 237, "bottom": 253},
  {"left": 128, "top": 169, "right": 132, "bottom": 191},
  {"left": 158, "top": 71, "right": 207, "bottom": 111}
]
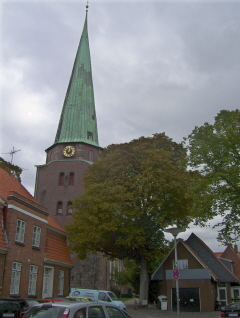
[{"left": 139, "top": 257, "right": 149, "bottom": 305}]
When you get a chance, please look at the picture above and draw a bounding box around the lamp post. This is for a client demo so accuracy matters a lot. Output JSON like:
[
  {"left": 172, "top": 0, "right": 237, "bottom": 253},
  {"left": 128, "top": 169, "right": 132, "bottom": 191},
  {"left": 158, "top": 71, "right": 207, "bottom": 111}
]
[{"left": 165, "top": 227, "right": 186, "bottom": 318}]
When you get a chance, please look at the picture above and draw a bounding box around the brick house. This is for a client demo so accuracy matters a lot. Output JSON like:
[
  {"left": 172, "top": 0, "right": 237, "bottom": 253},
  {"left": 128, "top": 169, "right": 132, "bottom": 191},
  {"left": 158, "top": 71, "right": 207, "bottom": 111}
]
[
  {"left": 152, "top": 233, "right": 240, "bottom": 312},
  {"left": 0, "top": 167, "right": 73, "bottom": 298}
]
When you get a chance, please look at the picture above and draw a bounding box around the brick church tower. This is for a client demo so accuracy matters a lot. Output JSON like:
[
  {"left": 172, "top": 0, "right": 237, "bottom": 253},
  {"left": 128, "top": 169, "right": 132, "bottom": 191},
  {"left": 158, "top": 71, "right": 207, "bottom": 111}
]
[{"left": 34, "top": 7, "right": 110, "bottom": 289}]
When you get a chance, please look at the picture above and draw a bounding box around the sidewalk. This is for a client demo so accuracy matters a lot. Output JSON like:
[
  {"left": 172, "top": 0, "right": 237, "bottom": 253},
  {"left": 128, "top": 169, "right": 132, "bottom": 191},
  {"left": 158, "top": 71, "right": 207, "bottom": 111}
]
[{"left": 124, "top": 298, "right": 220, "bottom": 318}]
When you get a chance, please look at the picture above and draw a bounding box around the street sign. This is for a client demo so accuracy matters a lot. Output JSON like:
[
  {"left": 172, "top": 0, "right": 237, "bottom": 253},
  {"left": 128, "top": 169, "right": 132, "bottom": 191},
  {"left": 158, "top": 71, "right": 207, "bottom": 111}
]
[{"left": 172, "top": 268, "right": 180, "bottom": 280}]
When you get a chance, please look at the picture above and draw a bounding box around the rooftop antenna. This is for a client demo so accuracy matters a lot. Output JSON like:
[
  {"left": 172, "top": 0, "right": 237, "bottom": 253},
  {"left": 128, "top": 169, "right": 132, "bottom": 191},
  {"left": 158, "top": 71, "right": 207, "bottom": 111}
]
[{"left": 2, "top": 146, "right": 21, "bottom": 164}]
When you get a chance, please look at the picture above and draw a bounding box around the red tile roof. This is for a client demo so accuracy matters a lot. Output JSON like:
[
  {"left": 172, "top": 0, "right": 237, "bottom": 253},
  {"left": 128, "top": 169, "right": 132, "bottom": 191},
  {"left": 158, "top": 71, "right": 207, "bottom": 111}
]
[
  {"left": 47, "top": 215, "right": 67, "bottom": 234},
  {"left": 45, "top": 229, "right": 73, "bottom": 266},
  {"left": 0, "top": 168, "right": 38, "bottom": 203}
]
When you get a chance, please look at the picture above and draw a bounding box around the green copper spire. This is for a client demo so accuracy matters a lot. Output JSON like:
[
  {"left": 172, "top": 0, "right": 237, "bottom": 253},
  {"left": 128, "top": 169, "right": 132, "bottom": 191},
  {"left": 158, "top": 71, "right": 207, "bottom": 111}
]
[{"left": 55, "top": 10, "right": 99, "bottom": 147}]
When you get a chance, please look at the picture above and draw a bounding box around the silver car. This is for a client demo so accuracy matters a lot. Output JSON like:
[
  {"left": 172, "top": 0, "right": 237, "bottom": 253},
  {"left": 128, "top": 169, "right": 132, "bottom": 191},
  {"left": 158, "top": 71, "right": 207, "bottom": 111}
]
[{"left": 23, "top": 301, "right": 132, "bottom": 318}]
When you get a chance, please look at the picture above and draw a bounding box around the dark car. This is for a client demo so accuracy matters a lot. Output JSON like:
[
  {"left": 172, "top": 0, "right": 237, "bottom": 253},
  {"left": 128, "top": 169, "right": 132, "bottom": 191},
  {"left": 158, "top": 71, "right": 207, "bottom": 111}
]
[
  {"left": 23, "top": 301, "right": 132, "bottom": 318},
  {"left": 0, "top": 300, "right": 21, "bottom": 318},
  {"left": 221, "top": 302, "right": 240, "bottom": 317},
  {"left": 0, "top": 299, "right": 40, "bottom": 318}
]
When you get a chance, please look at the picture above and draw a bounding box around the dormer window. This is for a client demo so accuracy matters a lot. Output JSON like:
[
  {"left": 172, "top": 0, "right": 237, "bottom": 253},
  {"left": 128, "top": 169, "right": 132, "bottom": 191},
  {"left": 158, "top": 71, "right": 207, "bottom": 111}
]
[{"left": 87, "top": 131, "right": 93, "bottom": 140}]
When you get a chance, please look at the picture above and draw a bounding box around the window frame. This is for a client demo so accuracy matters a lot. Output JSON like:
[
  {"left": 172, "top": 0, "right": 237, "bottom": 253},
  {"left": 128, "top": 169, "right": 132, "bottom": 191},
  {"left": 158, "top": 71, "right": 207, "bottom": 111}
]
[
  {"left": 59, "top": 172, "right": 65, "bottom": 186},
  {"left": 15, "top": 219, "right": 26, "bottom": 244},
  {"left": 69, "top": 172, "right": 74, "bottom": 186},
  {"left": 28, "top": 265, "right": 38, "bottom": 295},
  {"left": 10, "top": 262, "right": 22, "bottom": 295},
  {"left": 57, "top": 201, "right": 63, "bottom": 215},
  {"left": 67, "top": 201, "right": 73, "bottom": 215},
  {"left": 32, "top": 225, "right": 41, "bottom": 248},
  {"left": 172, "top": 259, "right": 188, "bottom": 269}
]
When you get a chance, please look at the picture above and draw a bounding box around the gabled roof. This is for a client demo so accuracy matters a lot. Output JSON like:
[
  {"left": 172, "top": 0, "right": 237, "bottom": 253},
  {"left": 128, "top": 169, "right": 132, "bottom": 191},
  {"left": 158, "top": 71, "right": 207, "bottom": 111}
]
[
  {"left": 186, "top": 233, "right": 239, "bottom": 283},
  {"left": 151, "top": 238, "right": 218, "bottom": 281},
  {"left": 152, "top": 233, "right": 240, "bottom": 283},
  {"left": 0, "top": 168, "right": 38, "bottom": 203}
]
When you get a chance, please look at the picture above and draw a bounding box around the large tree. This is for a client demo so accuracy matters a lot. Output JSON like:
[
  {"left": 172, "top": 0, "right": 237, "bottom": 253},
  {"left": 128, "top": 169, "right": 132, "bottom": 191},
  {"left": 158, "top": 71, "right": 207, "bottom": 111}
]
[
  {"left": 184, "top": 109, "right": 240, "bottom": 243},
  {"left": 66, "top": 133, "right": 194, "bottom": 303}
]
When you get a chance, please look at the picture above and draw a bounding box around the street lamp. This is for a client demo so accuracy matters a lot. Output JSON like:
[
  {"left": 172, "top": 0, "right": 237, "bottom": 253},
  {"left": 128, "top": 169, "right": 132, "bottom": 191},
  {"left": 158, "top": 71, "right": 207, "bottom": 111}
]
[{"left": 165, "top": 227, "right": 186, "bottom": 318}]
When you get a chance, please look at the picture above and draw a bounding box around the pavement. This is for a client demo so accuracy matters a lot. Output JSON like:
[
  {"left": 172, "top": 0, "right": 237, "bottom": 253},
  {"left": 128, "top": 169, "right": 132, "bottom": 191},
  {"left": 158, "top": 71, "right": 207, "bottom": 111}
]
[{"left": 124, "top": 298, "right": 220, "bottom": 318}]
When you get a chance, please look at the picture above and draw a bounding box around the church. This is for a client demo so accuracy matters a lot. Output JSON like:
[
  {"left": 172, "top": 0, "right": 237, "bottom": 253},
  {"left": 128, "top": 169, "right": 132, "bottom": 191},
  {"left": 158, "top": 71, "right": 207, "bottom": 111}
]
[{"left": 34, "top": 5, "right": 124, "bottom": 291}]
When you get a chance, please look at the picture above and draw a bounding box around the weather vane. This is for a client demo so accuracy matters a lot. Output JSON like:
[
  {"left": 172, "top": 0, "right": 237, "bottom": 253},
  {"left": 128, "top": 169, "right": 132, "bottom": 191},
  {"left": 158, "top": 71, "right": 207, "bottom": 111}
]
[
  {"left": 86, "top": 1, "right": 89, "bottom": 12},
  {"left": 2, "top": 146, "right": 21, "bottom": 164}
]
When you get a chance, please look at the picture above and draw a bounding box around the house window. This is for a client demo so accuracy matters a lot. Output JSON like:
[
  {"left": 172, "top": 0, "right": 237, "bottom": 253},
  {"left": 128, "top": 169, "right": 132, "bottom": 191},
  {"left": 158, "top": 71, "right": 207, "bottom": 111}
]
[
  {"left": 15, "top": 219, "right": 26, "bottom": 243},
  {"left": 67, "top": 202, "right": 73, "bottom": 215},
  {"left": 57, "top": 201, "right": 63, "bottom": 215},
  {"left": 28, "top": 265, "right": 38, "bottom": 295},
  {"left": 58, "top": 270, "right": 64, "bottom": 295},
  {"left": 10, "top": 262, "right": 22, "bottom": 295},
  {"left": 89, "top": 150, "right": 94, "bottom": 162},
  {"left": 32, "top": 226, "right": 41, "bottom": 248},
  {"left": 59, "top": 172, "right": 65, "bottom": 185},
  {"left": 173, "top": 259, "right": 188, "bottom": 269},
  {"left": 69, "top": 172, "right": 74, "bottom": 186}
]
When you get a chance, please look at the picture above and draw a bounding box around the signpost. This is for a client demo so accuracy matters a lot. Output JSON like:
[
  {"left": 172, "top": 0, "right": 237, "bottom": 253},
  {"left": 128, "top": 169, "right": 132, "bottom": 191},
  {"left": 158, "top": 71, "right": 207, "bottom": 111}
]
[{"left": 172, "top": 268, "right": 180, "bottom": 280}]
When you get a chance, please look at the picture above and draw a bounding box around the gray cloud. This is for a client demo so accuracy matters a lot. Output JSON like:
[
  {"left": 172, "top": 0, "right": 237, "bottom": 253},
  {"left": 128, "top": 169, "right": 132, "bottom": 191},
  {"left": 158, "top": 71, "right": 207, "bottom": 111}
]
[{"left": 1, "top": 1, "right": 239, "bottom": 251}]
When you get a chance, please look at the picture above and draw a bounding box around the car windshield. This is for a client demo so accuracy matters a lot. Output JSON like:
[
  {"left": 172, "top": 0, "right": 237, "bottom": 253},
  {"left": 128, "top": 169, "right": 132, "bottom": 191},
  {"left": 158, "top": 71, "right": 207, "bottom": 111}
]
[
  {"left": 225, "top": 302, "right": 240, "bottom": 310},
  {"left": 24, "top": 305, "right": 65, "bottom": 318},
  {"left": 0, "top": 301, "right": 21, "bottom": 311},
  {"left": 107, "top": 292, "right": 118, "bottom": 301}
]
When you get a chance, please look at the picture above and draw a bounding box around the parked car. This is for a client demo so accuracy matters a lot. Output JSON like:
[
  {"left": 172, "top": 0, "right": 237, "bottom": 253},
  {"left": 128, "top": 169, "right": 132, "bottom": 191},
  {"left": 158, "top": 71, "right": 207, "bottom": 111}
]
[
  {"left": 0, "top": 300, "right": 21, "bottom": 318},
  {"left": 65, "top": 297, "right": 91, "bottom": 302},
  {"left": 0, "top": 298, "right": 40, "bottom": 318},
  {"left": 221, "top": 302, "right": 240, "bottom": 317},
  {"left": 22, "top": 301, "right": 132, "bottom": 318},
  {"left": 38, "top": 298, "right": 72, "bottom": 303}
]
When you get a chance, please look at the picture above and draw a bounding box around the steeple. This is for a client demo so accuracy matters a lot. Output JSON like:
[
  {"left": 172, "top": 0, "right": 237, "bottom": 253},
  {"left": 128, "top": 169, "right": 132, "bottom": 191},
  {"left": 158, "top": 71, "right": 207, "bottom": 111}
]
[{"left": 54, "top": 9, "right": 99, "bottom": 147}]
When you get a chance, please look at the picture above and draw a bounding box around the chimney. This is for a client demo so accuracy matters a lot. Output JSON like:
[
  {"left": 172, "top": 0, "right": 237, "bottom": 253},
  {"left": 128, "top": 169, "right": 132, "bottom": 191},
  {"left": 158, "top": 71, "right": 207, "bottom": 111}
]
[{"left": 234, "top": 244, "right": 238, "bottom": 253}]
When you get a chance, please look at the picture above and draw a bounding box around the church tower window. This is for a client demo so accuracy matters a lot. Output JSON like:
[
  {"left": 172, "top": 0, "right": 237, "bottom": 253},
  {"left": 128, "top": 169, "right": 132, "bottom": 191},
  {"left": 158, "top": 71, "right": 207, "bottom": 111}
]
[
  {"left": 57, "top": 201, "right": 63, "bottom": 215},
  {"left": 89, "top": 150, "right": 94, "bottom": 162},
  {"left": 59, "top": 173, "right": 65, "bottom": 185},
  {"left": 67, "top": 201, "right": 73, "bottom": 215},
  {"left": 69, "top": 172, "right": 74, "bottom": 186}
]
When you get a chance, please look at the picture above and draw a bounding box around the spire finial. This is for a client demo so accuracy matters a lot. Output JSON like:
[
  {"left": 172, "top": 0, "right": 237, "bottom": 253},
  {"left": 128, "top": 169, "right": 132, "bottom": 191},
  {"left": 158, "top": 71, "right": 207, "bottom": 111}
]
[{"left": 86, "top": 1, "right": 89, "bottom": 12}]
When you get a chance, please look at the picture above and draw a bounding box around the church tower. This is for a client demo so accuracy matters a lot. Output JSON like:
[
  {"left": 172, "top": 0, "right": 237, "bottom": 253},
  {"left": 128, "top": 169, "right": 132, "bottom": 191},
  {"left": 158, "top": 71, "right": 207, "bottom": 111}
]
[{"left": 34, "top": 6, "right": 108, "bottom": 289}]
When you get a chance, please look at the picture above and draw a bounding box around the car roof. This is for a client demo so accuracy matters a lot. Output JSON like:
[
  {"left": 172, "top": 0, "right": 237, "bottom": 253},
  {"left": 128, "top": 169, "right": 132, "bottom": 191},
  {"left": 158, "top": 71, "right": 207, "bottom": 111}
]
[{"left": 36, "top": 301, "right": 99, "bottom": 308}]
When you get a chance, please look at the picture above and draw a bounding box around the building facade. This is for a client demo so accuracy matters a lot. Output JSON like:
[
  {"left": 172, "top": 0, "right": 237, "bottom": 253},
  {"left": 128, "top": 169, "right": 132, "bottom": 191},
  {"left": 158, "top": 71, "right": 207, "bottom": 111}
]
[
  {"left": 152, "top": 233, "right": 240, "bottom": 312},
  {"left": 0, "top": 167, "right": 73, "bottom": 298}
]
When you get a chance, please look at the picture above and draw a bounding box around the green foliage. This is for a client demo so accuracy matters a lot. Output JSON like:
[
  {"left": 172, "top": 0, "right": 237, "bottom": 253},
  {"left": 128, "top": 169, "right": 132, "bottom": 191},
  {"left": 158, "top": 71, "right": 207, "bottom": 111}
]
[
  {"left": 0, "top": 157, "right": 22, "bottom": 182},
  {"left": 184, "top": 109, "right": 240, "bottom": 242},
  {"left": 66, "top": 133, "right": 194, "bottom": 265}
]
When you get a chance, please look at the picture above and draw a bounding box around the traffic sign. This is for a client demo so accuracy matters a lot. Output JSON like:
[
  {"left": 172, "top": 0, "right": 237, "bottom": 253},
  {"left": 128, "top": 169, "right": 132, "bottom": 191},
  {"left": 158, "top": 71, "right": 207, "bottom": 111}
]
[{"left": 172, "top": 268, "right": 180, "bottom": 280}]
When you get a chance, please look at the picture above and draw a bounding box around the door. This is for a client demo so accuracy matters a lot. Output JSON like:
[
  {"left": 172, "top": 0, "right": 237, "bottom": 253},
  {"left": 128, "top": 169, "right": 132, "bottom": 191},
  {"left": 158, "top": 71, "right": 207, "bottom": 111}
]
[
  {"left": 172, "top": 288, "right": 200, "bottom": 312},
  {"left": 42, "top": 266, "right": 54, "bottom": 298},
  {"left": 218, "top": 287, "right": 227, "bottom": 307}
]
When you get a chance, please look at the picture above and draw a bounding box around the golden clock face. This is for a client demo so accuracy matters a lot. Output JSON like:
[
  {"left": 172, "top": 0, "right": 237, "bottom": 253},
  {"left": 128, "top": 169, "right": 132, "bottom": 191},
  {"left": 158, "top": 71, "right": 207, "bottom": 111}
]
[{"left": 63, "top": 145, "right": 75, "bottom": 157}]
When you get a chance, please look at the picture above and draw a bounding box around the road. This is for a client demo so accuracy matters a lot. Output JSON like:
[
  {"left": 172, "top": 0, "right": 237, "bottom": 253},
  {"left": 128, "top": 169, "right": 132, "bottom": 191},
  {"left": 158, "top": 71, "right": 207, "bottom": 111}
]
[{"left": 124, "top": 299, "right": 220, "bottom": 318}]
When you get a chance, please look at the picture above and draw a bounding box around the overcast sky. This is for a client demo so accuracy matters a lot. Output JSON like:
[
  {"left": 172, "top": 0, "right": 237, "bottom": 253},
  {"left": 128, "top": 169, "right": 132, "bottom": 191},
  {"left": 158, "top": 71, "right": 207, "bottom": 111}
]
[{"left": 1, "top": 0, "right": 239, "bottom": 251}]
